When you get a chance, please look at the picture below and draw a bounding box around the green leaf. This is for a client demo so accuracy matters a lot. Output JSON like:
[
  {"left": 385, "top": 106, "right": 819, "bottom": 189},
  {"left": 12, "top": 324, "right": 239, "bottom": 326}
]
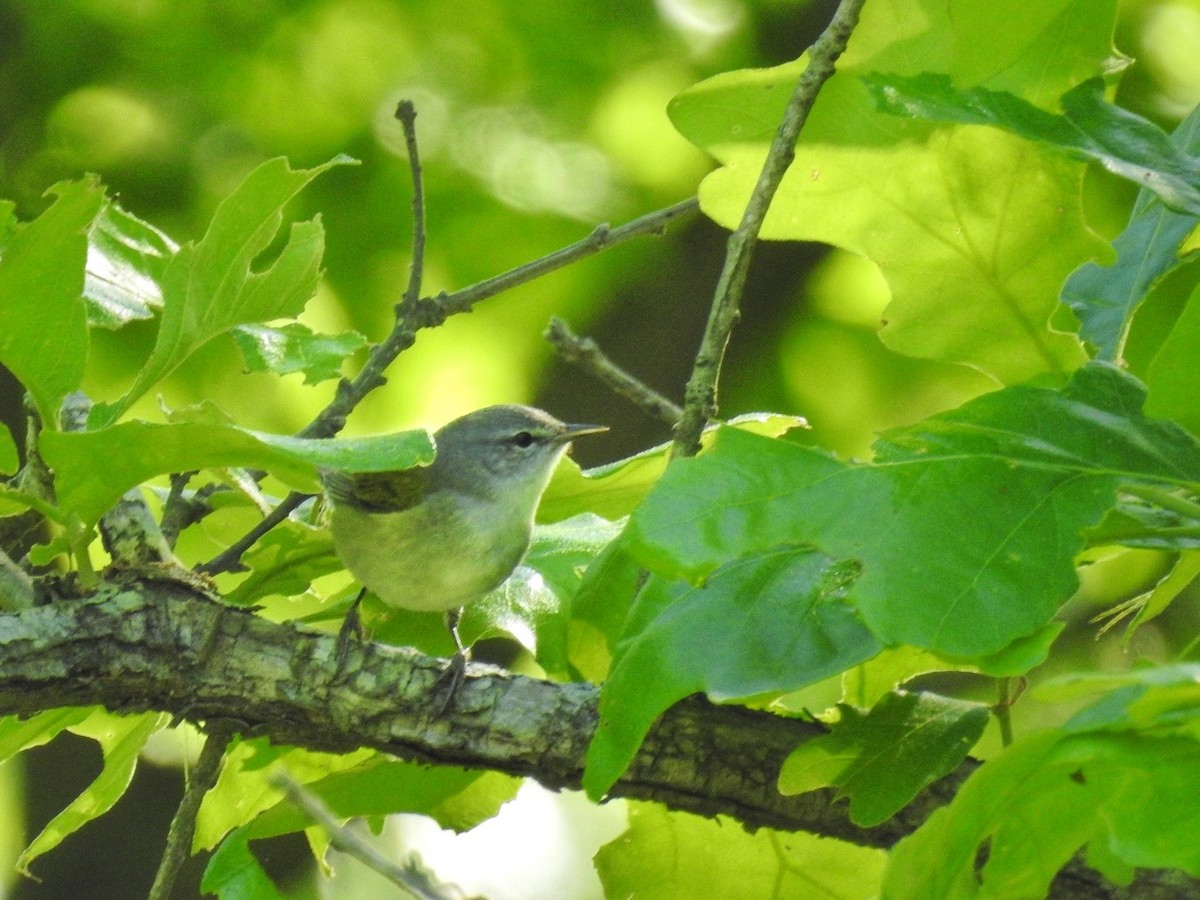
[
  {"left": 0, "top": 179, "right": 105, "bottom": 426},
  {"left": 247, "top": 760, "right": 517, "bottom": 841},
  {"left": 0, "top": 424, "right": 17, "bottom": 475},
  {"left": 92, "top": 155, "right": 355, "bottom": 426},
  {"left": 1037, "top": 662, "right": 1200, "bottom": 735},
  {"left": 596, "top": 804, "right": 886, "bottom": 900},
  {"left": 540, "top": 413, "right": 804, "bottom": 523},
  {"left": 568, "top": 539, "right": 644, "bottom": 681},
  {"left": 884, "top": 730, "right": 1200, "bottom": 896},
  {"left": 866, "top": 73, "right": 1200, "bottom": 215},
  {"left": 467, "top": 513, "right": 622, "bottom": 676},
  {"left": 17, "top": 710, "right": 166, "bottom": 875},
  {"left": 779, "top": 691, "right": 989, "bottom": 827},
  {"left": 670, "top": 0, "right": 1115, "bottom": 383},
  {"left": 626, "top": 364, "right": 1200, "bottom": 659},
  {"left": 84, "top": 199, "right": 178, "bottom": 329},
  {"left": 230, "top": 322, "right": 367, "bottom": 385},
  {"left": 196, "top": 740, "right": 374, "bottom": 852},
  {"left": 201, "top": 827, "right": 287, "bottom": 900},
  {"left": 224, "top": 524, "right": 340, "bottom": 607},
  {"left": 40, "top": 421, "right": 434, "bottom": 526},
  {"left": 1146, "top": 279, "right": 1200, "bottom": 435},
  {"left": 1061, "top": 104, "right": 1200, "bottom": 361},
  {"left": 0, "top": 708, "right": 91, "bottom": 762},
  {"left": 584, "top": 546, "right": 881, "bottom": 798}
]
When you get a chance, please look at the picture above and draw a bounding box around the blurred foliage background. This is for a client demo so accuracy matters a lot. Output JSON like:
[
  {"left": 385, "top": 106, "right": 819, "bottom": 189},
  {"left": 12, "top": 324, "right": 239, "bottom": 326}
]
[{"left": 1, "top": 0, "right": 1199, "bottom": 897}]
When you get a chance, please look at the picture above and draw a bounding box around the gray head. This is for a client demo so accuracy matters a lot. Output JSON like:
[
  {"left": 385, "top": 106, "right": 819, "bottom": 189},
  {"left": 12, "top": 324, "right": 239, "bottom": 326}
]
[{"left": 430, "top": 405, "right": 606, "bottom": 500}]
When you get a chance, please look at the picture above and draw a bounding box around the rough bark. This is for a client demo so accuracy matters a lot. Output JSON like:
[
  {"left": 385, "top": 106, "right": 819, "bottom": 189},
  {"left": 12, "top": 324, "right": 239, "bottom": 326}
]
[{"left": 0, "top": 571, "right": 1192, "bottom": 898}]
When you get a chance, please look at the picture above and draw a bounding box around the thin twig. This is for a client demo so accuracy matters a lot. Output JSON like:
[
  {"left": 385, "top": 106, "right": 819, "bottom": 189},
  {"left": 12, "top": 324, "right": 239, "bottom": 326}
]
[
  {"left": 433, "top": 197, "right": 699, "bottom": 319},
  {"left": 196, "top": 491, "right": 308, "bottom": 575},
  {"left": 272, "top": 772, "right": 469, "bottom": 900},
  {"left": 394, "top": 100, "right": 428, "bottom": 319},
  {"left": 544, "top": 316, "right": 682, "bottom": 425},
  {"left": 671, "top": 0, "right": 866, "bottom": 458},
  {"left": 149, "top": 721, "right": 237, "bottom": 900},
  {"left": 298, "top": 196, "right": 699, "bottom": 442}
]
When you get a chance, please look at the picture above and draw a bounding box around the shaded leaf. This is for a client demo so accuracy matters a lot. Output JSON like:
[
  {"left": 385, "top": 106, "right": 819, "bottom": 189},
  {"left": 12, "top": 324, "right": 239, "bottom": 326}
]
[
  {"left": 201, "top": 827, "right": 287, "bottom": 900},
  {"left": 865, "top": 73, "right": 1200, "bottom": 214},
  {"left": 224, "top": 524, "right": 340, "bottom": 607},
  {"left": 626, "top": 364, "right": 1200, "bottom": 659},
  {"left": 1060, "top": 104, "right": 1200, "bottom": 361},
  {"left": 1146, "top": 278, "right": 1200, "bottom": 436},
  {"left": 779, "top": 691, "right": 988, "bottom": 826},
  {"left": 584, "top": 546, "right": 880, "bottom": 798},
  {"left": 884, "top": 730, "right": 1200, "bottom": 897}
]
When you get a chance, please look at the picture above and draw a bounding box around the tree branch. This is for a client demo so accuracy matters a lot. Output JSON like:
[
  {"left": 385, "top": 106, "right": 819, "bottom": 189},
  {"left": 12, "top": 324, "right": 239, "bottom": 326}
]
[
  {"left": 0, "top": 578, "right": 1194, "bottom": 899},
  {"left": 544, "top": 316, "right": 682, "bottom": 425},
  {"left": 672, "top": 0, "right": 865, "bottom": 458},
  {"left": 149, "top": 721, "right": 235, "bottom": 900}
]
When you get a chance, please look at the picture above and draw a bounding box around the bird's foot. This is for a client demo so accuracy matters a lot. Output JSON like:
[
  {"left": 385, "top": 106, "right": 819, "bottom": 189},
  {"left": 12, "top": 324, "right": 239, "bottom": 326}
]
[
  {"left": 432, "top": 650, "right": 468, "bottom": 716},
  {"left": 334, "top": 589, "right": 368, "bottom": 670}
]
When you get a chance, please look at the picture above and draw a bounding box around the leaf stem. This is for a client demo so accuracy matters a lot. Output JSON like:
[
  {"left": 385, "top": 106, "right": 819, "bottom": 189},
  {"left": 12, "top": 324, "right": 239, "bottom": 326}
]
[
  {"left": 1122, "top": 483, "right": 1200, "bottom": 521},
  {"left": 671, "top": 0, "right": 867, "bottom": 458}
]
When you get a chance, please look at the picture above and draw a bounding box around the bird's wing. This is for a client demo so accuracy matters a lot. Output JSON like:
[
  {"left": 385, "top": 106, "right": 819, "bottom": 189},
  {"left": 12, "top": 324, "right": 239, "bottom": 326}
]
[{"left": 321, "top": 466, "right": 429, "bottom": 513}]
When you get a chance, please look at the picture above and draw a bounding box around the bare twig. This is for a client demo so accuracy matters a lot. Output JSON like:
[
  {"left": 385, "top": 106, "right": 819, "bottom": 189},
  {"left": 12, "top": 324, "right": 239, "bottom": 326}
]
[
  {"left": 671, "top": 0, "right": 866, "bottom": 458},
  {"left": 196, "top": 492, "right": 308, "bottom": 575},
  {"left": 272, "top": 772, "right": 469, "bottom": 900},
  {"left": 394, "top": 99, "right": 428, "bottom": 320},
  {"left": 544, "top": 316, "right": 682, "bottom": 425},
  {"left": 149, "top": 720, "right": 237, "bottom": 900}
]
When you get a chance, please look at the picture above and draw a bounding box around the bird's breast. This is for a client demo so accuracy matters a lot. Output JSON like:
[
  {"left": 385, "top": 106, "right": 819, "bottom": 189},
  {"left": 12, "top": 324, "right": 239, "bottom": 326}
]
[{"left": 329, "top": 492, "right": 533, "bottom": 612}]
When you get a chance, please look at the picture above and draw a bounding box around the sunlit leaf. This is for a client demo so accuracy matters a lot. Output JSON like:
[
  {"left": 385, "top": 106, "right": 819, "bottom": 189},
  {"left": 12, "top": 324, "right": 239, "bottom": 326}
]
[
  {"left": 865, "top": 74, "right": 1200, "bottom": 214},
  {"left": 16, "top": 711, "right": 167, "bottom": 874},
  {"left": 0, "top": 179, "right": 104, "bottom": 426},
  {"left": 40, "top": 421, "right": 433, "bottom": 526},
  {"left": 596, "top": 804, "right": 885, "bottom": 900},
  {"left": 92, "top": 155, "right": 356, "bottom": 426},
  {"left": 230, "top": 322, "right": 366, "bottom": 385},
  {"left": 669, "top": 0, "right": 1117, "bottom": 383},
  {"left": 84, "top": 200, "right": 178, "bottom": 329}
]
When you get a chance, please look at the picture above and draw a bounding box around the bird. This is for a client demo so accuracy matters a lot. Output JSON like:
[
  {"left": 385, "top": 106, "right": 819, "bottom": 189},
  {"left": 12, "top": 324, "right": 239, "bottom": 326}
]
[{"left": 322, "top": 404, "right": 607, "bottom": 703}]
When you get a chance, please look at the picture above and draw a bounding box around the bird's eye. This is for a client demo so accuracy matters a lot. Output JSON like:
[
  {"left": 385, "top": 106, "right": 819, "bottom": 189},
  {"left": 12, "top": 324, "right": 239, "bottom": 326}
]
[{"left": 512, "top": 431, "right": 535, "bottom": 448}]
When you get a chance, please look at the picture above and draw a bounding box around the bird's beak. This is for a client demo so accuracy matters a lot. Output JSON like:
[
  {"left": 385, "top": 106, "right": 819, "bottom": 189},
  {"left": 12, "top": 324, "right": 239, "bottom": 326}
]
[{"left": 558, "top": 422, "right": 609, "bottom": 443}]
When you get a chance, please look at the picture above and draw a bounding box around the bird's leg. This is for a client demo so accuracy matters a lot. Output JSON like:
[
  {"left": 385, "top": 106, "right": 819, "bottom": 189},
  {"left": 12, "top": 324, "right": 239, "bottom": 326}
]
[
  {"left": 335, "top": 587, "right": 368, "bottom": 668},
  {"left": 433, "top": 607, "right": 469, "bottom": 714}
]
